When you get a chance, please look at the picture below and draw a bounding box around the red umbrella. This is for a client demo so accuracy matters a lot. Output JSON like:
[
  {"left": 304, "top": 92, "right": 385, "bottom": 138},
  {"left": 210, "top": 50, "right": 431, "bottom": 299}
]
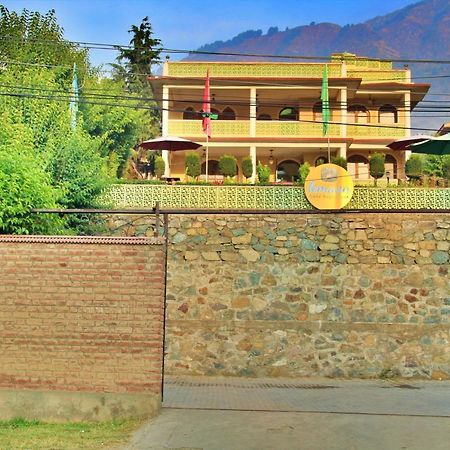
[
  {"left": 387, "top": 134, "right": 433, "bottom": 151},
  {"left": 139, "top": 136, "right": 202, "bottom": 151}
]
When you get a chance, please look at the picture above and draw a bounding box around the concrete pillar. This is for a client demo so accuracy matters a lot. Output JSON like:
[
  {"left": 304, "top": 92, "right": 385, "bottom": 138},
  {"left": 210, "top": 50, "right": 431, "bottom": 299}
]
[
  {"left": 250, "top": 88, "right": 257, "bottom": 137},
  {"left": 404, "top": 91, "right": 412, "bottom": 162},
  {"left": 162, "top": 85, "right": 170, "bottom": 177},
  {"left": 250, "top": 146, "right": 257, "bottom": 183},
  {"left": 339, "top": 88, "right": 347, "bottom": 138}
]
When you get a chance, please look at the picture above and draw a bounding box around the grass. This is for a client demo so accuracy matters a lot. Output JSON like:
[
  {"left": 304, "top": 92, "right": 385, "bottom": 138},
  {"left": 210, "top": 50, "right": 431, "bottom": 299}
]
[{"left": 0, "top": 417, "right": 144, "bottom": 450}]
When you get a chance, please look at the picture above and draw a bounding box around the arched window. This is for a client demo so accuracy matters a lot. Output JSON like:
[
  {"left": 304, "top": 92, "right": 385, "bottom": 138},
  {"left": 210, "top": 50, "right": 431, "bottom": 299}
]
[
  {"left": 183, "top": 107, "right": 196, "bottom": 120},
  {"left": 257, "top": 113, "right": 272, "bottom": 121},
  {"left": 379, "top": 105, "right": 398, "bottom": 124},
  {"left": 222, "top": 107, "right": 236, "bottom": 120},
  {"left": 385, "top": 154, "right": 398, "bottom": 179},
  {"left": 276, "top": 160, "right": 300, "bottom": 182},
  {"left": 313, "top": 101, "right": 323, "bottom": 122},
  {"left": 315, "top": 156, "right": 327, "bottom": 166},
  {"left": 348, "top": 105, "right": 369, "bottom": 124},
  {"left": 201, "top": 160, "right": 220, "bottom": 175},
  {"left": 279, "top": 107, "right": 298, "bottom": 121},
  {"left": 348, "top": 154, "right": 369, "bottom": 180}
]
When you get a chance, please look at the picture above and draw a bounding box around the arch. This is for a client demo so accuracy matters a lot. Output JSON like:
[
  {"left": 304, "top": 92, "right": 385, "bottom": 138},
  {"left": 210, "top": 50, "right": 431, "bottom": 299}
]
[
  {"left": 276, "top": 159, "right": 300, "bottom": 182},
  {"left": 348, "top": 104, "right": 369, "bottom": 124},
  {"left": 222, "top": 106, "right": 236, "bottom": 120},
  {"left": 379, "top": 104, "right": 398, "bottom": 124},
  {"left": 183, "top": 107, "right": 197, "bottom": 120},
  {"left": 348, "top": 154, "right": 369, "bottom": 180},
  {"left": 314, "top": 156, "right": 327, "bottom": 166},
  {"left": 257, "top": 113, "right": 272, "bottom": 121},
  {"left": 201, "top": 160, "right": 220, "bottom": 175},
  {"left": 385, "top": 154, "right": 398, "bottom": 179},
  {"left": 279, "top": 107, "right": 298, "bottom": 121}
]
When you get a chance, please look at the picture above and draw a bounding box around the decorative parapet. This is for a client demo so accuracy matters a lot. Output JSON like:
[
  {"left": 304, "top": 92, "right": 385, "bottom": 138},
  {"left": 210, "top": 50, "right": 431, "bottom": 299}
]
[
  {"left": 104, "top": 185, "right": 450, "bottom": 210},
  {"left": 166, "top": 62, "right": 342, "bottom": 78},
  {"left": 169, "top": 120, "right": 250, "bottom": 137},
  {"left": 255, "top": 121, "right": 341, "bottom": 137},
  {"left": 347, "top": 124, "right": 406, "bottom": 138},
  {"left": 347, "top": 69, "right": 408, "bottom": 82}
]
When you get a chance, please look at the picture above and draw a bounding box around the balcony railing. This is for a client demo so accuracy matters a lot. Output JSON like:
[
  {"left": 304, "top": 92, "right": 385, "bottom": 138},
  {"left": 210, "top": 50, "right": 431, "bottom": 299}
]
[
  {"left": 255, "top": 121, "right": 341, "bottom": 137},
  {"left": 347, "top": 124, "right": 406, "bottom": 138},
  {"left": 169, "top": 120, "right": 250, "bottom": 137}
]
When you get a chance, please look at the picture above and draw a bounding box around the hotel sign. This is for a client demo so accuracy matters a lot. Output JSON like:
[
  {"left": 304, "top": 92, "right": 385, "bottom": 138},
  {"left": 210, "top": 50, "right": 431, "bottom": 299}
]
[{"left": 304, "top": 163, "right": 354, "bottom": 210}]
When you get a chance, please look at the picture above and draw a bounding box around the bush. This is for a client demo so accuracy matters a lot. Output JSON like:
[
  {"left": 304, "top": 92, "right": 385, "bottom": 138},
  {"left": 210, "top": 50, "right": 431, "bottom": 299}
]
[
  {"left": 405, "top": 154, "right": 424, "bottom": 183},
  {"left": 369, "top": 153, "right": 385, "bottom": 186},
  {"left": 154, "top": 156, "right": 165, "bottom": 179},
  {"left": 219, "top": 154, "right": 237, "bottom": 178},
  {"left": 331, "top": 156, "right": 347, "bottom": 170},
  {"left": 241, "top": 156, "right": 253, "bottom": 180},
  {"left": 442, "top": 156, "right": 450, "bottom": 181},
  {"left": 185, "top": 152, "right": 201, "bottom": 180},
  {"left": 257, "top": 161, "right": 270, "bottom": 183},
  {"left": 298, "top": 162, "right": 310, "bottom": 186}
]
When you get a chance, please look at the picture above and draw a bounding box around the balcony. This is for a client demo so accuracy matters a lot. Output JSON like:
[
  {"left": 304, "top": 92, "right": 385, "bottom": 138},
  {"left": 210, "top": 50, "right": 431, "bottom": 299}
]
[
  {"left": 168, "top": 120, "right": 250, "bottom": 137},
  {"left": 255, "top": 121, "right": 341, "bottom": 137},
  {"left": 347, "top": 124, "right": 406, "bottom": 138}
]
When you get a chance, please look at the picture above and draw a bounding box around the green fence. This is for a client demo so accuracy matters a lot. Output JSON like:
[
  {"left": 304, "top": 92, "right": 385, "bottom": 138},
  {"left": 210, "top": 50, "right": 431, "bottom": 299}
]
[{"left": 104, "top": 184, "right": 450, "bottom": 210}]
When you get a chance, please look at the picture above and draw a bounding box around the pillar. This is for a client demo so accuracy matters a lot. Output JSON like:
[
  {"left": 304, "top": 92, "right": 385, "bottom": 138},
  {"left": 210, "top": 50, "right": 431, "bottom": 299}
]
[
  {"left": 250, "top": 88, "right": 256, "bottom": 138},
  {"left": 250, "top": 146, "right": 257, "bottom": 184},
  {"left": 162, "top": 85, "right": 170, "bottom": 177}
]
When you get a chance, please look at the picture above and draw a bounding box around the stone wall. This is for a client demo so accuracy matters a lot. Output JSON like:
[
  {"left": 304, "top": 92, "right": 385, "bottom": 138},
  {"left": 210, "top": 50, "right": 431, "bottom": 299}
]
[
  {"left": 0, "top": 235, "right": 165, "bottom": 421},
  {"left": 165, "top": 213, "right": 450, "bottom": 379}
]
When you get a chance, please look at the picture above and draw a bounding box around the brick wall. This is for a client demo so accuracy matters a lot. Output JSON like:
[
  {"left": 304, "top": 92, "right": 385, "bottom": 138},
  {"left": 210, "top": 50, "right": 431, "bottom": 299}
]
[{"left": 0, "top": 235, "right": 165, "bottom": 421}]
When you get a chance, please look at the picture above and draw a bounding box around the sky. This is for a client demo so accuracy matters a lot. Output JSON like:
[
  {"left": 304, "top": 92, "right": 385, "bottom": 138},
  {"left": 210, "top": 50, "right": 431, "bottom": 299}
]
[{"left": 2, "top": 0, "right": 418, "bottom": 67}]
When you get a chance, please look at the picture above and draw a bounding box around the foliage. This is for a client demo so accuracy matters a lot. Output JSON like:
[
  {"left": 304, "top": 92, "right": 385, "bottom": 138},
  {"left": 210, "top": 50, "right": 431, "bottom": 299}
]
[
  {"left": 257, "top": 161, "right": 271, "bottom": 183},
  {"left": 331, "top": 156, "right": 347, "bottom": 169},
  {"left": 241, "top": 156, "right": 253, "bottom": 179},
  {"left": 423, "top": 155, "right": 443, "bottom": 177},
  {"left": 369, "top": 153, "right": 385, "bottom": 186},
  {"left": 405, "top": 154, "right": 424, "bottom": 182},
  {"left": 185, "top": 152, "right": 201, "bottom": 179},
  {"left": 154, "top": 155, "right": 165, "bottom": 179},
  {"left": 218, "top": 154, "right": 237, "bottom": 178},
  {"left": 298, "top": 162, "right": 310, "bottom": 186},
  {"left": 442, "top": 156, "right": 450, "bottom": 180}
]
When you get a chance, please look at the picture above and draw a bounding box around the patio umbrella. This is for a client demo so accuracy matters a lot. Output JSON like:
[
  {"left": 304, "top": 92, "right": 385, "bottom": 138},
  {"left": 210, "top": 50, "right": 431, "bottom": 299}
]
[
  {"left": 410, "top": 134, "right": 450, "bottom": 155},
  {"left": 387, "top": 134, "right": 433, "bottom": 151},
  {"left": 139, "top": 136, "right": 202, "bottom": 151}
]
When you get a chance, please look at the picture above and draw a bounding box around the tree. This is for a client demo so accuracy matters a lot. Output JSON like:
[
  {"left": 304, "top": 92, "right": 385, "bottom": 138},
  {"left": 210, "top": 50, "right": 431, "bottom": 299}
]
[
  {"left": 154, "top": 155, "right": 165, "bottom": 179},
  {"left": 298, "top": 162, "right": 310, "bottom": 186},
  {"left": 257, "top": 162, "right": 270, "bottom": 183},
  {"left": 405, "top": 154, "right": 424, "bottom": 184},
  {"left": 185, "top": 152, "right": 201, "bottom": 180},
  {"left": 219, "top": 154, "right": 237, "bottom": 179},
  {"left": 331, "top": 156, "right": 347, "bottom": 170},
  {"left": 442, "top": 156, "right": 450, "bottom": 182},
  {"left": 241, "top": 156, "right": 253, "bottom": 180},
  {"left": 369, "top": 153, "right": 385, "bottom": 186}
]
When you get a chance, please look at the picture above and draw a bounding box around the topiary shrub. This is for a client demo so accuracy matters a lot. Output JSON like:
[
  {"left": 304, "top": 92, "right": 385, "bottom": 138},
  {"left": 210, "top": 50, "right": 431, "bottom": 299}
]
[
  {"left": 185, "top": 152, "right": 201, "bottom": 180},
  {"left": 441, "top": 156, "right": 450, "bottom": 186},
  {"left": 155, "top": 155, "right": 165, "bottom": 179},
  {"left": 369, "top": 153, "right": 385, "bottom": 186},
  {"left": 241, "top": 156, "right": 253, "bottom": 180},
  {"left": 331, "top": 156, "right": 347, "bottom": 170},
  {"left": 257, "top": 161, "right": 270, "bottom": 183},
  {"left": 405, "top": 154, "right": 424, "bottom": 185},
  {"left": 298, "top": 162, "right": 310, "bottom": 186},
  {"left": 219, "top": 154, "right": 237, "bottom": 179}
]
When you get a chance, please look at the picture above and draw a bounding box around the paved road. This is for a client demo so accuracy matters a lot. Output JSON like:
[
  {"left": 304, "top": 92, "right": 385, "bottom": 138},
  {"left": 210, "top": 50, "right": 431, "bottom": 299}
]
[{"left": 122, "top": 376, "right": 450, "bottom": 450}]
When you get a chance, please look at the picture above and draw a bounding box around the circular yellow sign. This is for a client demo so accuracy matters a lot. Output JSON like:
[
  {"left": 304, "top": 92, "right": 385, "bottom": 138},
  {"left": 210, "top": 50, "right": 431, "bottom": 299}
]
[{"left": 304, "top": 163, "right": 354, "bottom": 210}]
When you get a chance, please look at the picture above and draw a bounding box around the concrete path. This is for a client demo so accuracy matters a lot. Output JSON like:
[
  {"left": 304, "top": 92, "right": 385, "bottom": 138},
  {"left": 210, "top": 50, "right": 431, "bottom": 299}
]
[{"left": 121, "top": 376, "right": 450, "bottom": 450}]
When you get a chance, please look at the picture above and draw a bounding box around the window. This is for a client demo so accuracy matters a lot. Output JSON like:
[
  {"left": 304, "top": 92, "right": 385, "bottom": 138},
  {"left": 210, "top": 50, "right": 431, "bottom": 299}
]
[
  {"left": 222, "top": 107, "right": 236, "bottom": 120},
  {"left": 348, "top": 105, "right": 369, "bottom": 124},
  {"left": 315, "top": 156, "right": 327, "bottom": 167},
  {"left": 276, "top": 160, "right": 300, "bottom": 182},
  {"left": 379, "top": 105, "right": 398, "bottom": 124},
  {"left": 257, "top": 113, "right": 272, "bottom": 121},
  {"left": 279, "top": 107, "right": 298, "bottom": 121},
  {"left": 348, "top": 155, "right": 369, "bottom": 180}
]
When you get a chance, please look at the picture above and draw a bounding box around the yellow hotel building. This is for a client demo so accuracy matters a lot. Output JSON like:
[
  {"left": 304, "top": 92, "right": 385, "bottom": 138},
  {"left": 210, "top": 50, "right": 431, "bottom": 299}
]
[{"left": 149, "top": 53, "right": 429, "bottom": 183}]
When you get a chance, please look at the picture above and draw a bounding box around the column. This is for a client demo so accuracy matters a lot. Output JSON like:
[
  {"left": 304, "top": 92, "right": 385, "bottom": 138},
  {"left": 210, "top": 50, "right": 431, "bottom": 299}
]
[
  {"left": 162, "top": 85, "right": 170, "bottom": 177},
  {"left": 250, "top": 88, "right": 257, "bottom": 138},
  {"left": 250, "top": 146, "right": 257, "bottom": 184},
  {"left": 339, "top": 88, "right": 347, "bottom": 138},
  {"left": 404, "top": 91, "right": 412, "bottom": 162}
]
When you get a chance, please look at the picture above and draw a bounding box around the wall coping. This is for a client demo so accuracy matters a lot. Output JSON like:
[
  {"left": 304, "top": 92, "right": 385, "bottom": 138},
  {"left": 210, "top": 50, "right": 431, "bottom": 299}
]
[{"left": 0, "top": 235, "right": 164, "bottom": 245}]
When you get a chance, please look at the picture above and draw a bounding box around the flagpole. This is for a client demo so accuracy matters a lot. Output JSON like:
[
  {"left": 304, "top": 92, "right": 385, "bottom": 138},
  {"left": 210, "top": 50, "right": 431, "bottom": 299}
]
[
  {"left": 205, "top": 134, "right": 209, "bottom": 183},
  {"left": 327, "top": 135, "right": 331, "bottom": 163}
]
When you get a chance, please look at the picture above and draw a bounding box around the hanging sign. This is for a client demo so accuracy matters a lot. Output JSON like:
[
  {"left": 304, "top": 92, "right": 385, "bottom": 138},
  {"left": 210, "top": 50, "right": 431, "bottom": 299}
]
[{"left": 304, "top": 163, "right": 354, "bottom": 210}]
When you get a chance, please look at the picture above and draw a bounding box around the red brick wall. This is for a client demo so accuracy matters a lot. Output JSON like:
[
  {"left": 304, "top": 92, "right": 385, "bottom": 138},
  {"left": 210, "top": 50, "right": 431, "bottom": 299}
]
[{"left": 0, "top": 236, "right": 165, "bottom": 395}]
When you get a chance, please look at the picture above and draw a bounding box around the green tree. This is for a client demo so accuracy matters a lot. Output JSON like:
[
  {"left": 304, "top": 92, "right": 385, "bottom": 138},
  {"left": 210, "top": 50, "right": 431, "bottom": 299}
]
[
  {"left": 257, "top": 161, "right": 271, "bottom": 183},
  {"left": 442, "top": 156, "right": 450, "bottom": 182},
  {"left": 185, "top": 152, "right": 201, "bottom": 180},
  {"left": 298, "top": 162, "right": 310, "bottom": 186},
  {"left": 369, "top": 153, "right": 385, "bottom": 186},
  {"left": 241, "top": 156, "right": 253, "bottom": 180},
  {"left": 405, "top": 154, "right": 424, "bottom": 184},
  {"left": 154, "top": 155, "right": 165, "bottom": 179},
  {"left": 331, "top": 156, "right": 347, "bottom": 170},
  {"left": 219, "top": 154, "right": 237, "bottom": 179}
]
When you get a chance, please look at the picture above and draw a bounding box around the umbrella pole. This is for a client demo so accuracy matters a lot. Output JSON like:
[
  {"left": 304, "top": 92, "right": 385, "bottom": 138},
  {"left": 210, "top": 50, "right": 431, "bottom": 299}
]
[{"left": 205, "top": 135, "right": 209, "bottom": 183}]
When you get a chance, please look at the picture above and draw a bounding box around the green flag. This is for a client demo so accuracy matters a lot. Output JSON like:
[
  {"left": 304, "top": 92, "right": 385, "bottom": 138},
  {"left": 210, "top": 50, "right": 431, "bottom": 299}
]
[{"left": 321, "top": 65, "right": 330, "bottom": 136}]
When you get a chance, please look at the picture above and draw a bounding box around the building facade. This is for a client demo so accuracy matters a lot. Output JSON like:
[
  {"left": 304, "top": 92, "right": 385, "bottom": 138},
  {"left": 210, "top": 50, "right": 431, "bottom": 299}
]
[{"left": 150, "top": 54, "right": 429, "bottom": 183}]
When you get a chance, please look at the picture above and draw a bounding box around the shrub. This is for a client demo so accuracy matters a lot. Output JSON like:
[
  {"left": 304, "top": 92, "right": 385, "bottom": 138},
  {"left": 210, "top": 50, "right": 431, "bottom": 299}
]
[
  {"left": 442, "top": 156, "right": 450, "bottom": 181},
  {"left": 369, "top": 153, "right": 385, "bottom": 186},
  {"left": 219, "top": 154, "right": 237, "bottom": 178},
  {"left": 155, "top": 156, "right": 165, "bottom": 179},
  {"left": 298, "top": 162, "right": 310, "bottom": 186},
  {"left": 405, "top": 154, "right": 424, "bottom": 184},
  {"left": 331, "top": 156, "right": 347, "bottom": 170},
  {"left": 185, "top": 152, "right": 201, "bottom": 179},
  {"left": 241, "top": 156, "right": 253, "bottom": 180},
  {"left": 257, "top": 161, "right": 270, "bottom": 183}
]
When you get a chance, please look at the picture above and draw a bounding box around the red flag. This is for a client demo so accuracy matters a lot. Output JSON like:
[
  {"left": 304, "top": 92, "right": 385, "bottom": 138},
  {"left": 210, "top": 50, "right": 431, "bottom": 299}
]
[{"left": 202, "top": 70, "right": 211, "bottom": 139}]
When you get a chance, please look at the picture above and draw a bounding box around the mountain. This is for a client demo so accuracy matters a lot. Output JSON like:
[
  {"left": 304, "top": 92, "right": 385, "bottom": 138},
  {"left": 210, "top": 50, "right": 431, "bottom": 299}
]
[{"left": 184, "top": 0, "right": 450, "bottom": 131}]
